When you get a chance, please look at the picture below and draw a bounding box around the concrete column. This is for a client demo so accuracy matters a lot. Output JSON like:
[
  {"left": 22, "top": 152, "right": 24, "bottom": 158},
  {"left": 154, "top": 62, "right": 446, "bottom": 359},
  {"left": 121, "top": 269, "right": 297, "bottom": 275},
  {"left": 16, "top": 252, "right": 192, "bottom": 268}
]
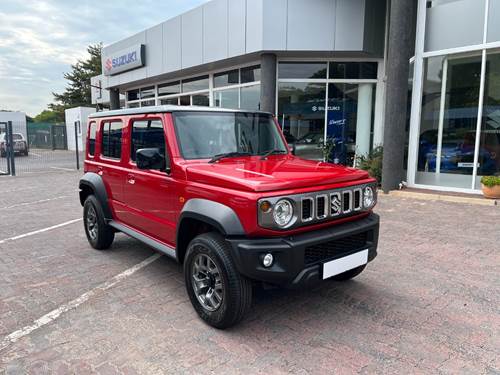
[
  {"left": 260, "top": 53, "right": 277, "bottom": 114},
  {"left": 382, "top": 0, "right": 416, "bottom": 193},
  {"left": 355, "top": 83, "right": 374, "bottom": 158},
  {"left": 109, "top": 88, "right": 120, "bottom": 110}
]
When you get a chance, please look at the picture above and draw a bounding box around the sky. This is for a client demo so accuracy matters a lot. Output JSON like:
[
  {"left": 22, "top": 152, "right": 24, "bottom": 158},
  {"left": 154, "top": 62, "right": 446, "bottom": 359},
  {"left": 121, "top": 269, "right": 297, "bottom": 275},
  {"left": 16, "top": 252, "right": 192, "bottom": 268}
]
[{"left": 0, "top": 0, "right": 209, "bottom": 117}]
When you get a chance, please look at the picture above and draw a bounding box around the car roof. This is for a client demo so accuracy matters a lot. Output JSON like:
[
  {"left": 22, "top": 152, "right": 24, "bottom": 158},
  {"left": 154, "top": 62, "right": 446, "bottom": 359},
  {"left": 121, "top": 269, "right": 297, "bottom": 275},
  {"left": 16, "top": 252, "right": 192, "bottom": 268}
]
[{"left": 88, "top": 105, "right": 272, "bottom": 119}]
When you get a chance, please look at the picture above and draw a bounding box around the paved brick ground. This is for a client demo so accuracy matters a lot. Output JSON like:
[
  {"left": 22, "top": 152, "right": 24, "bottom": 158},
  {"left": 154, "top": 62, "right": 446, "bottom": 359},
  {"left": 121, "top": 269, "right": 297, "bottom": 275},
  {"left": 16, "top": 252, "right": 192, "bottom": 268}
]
[{"left": 0, "top": 172, "right": 499, "bottom": 374}]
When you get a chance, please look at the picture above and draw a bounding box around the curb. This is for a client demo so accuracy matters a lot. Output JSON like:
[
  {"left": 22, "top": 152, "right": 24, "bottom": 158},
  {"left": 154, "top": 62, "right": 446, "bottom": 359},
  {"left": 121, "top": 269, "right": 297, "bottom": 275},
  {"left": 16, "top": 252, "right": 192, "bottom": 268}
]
[{"left": 383, "top": 190, "right": 499, "bottom": 207}]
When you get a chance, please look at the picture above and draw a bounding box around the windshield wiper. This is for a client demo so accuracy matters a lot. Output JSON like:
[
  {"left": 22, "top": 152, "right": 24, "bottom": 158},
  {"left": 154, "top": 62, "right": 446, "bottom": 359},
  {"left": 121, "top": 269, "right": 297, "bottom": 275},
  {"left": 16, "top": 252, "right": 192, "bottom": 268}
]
[
  {"left": 208, "top": 151, "right": 251, "bottom": 163},
  {"left": 260, "top": 149, "right": 287, "bottom": 160}
]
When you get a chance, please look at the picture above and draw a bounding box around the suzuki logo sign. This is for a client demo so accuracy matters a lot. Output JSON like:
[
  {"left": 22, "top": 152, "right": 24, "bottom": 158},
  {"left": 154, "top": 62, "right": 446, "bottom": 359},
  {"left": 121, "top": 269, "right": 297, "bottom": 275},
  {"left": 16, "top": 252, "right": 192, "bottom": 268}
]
[{"left": 103, "top": 44, "right": 145, "bottom": 76}]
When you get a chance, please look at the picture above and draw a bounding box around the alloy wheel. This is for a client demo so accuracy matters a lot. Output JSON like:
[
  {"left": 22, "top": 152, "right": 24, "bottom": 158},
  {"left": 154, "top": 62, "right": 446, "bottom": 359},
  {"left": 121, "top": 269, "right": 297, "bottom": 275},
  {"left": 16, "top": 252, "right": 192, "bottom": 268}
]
[
  {"left": 86, "top": 206, "right": 98, "bottom": 240},
  {"left": 191, "top": 252, "right": 224, "bottom": 312}
]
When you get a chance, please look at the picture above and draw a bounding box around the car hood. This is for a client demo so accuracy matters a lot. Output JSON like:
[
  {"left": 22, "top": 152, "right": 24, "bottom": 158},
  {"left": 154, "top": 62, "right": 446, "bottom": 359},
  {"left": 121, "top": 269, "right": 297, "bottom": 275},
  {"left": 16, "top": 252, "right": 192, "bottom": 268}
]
[{"left": 184, "top": 156, "right": 370, "bottom": 192}]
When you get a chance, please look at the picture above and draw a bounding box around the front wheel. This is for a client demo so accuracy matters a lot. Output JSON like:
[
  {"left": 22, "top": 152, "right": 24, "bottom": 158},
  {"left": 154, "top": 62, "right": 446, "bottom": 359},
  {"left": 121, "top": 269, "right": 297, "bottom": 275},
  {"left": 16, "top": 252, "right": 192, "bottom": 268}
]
[
  {"left": 184, "top": 232, "right": 252, "bottom": 329},
  {"left": 83, "top": 195, "right": 115, "bottom": 250}
]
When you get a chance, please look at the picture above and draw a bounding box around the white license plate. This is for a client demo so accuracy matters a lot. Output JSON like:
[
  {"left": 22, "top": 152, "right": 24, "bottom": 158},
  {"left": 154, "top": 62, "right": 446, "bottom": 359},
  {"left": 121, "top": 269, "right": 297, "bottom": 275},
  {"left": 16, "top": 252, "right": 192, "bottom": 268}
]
[{"left": 322, "top": 249, "right": 369, "bottom": 279}]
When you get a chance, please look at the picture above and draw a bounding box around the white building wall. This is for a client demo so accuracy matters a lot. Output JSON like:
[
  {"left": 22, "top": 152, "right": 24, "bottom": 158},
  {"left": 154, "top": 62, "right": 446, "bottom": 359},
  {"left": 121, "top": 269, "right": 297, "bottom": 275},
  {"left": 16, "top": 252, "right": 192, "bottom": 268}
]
[{"left": 64, "top": 107, "right": 95, "bottom": 151}]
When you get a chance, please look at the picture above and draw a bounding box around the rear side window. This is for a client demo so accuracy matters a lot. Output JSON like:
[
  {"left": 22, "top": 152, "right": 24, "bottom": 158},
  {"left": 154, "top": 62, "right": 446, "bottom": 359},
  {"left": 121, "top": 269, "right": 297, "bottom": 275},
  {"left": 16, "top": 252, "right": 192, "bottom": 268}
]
[
  {"left": 88, "top": 122, "right": 97, "bottom": 156},
  {"left": 101, "top": 121, "right": 123, "bottom": 159},
  {"left": 130, "top": 119, "right": 166, "bottom": 161}
]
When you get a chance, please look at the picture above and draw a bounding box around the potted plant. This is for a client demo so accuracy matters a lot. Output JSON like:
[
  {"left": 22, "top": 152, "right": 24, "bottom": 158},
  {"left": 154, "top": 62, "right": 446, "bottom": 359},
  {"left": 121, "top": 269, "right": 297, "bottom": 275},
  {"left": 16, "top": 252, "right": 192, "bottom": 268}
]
[
  {"left": 356, "top": 146, "right": 383, "bottom": 185},
  {"left": 480, "top": 175, "right": 500, "bottom": 199}
]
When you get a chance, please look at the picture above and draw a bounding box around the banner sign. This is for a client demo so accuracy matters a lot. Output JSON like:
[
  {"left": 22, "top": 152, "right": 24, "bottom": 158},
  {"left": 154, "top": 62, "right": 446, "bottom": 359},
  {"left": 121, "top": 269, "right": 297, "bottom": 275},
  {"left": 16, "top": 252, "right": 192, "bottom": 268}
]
[
  {"left": 327, "top": 100, "right": 348, "bottom": 164},
  {"left": 103, "top": 44, "right": 145, "bottom": 76}
]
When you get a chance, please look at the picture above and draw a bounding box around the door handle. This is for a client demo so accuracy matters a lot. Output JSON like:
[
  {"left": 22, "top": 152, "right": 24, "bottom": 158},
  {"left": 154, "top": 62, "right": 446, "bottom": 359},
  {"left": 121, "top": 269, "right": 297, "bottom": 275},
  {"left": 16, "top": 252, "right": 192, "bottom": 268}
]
[
  {"left": 97, "top": 166, "right": 103, "bottom": 176},
  {"left": 127, "top": 174, "right": 135, "bottom": 185}
]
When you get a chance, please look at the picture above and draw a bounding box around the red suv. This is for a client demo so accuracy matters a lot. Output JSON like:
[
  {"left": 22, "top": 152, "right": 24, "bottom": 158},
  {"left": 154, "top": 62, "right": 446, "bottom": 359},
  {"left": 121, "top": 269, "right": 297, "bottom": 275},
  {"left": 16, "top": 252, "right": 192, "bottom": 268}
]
[{"left": 79, "top": 106, "right": 379, "bottom": 328}]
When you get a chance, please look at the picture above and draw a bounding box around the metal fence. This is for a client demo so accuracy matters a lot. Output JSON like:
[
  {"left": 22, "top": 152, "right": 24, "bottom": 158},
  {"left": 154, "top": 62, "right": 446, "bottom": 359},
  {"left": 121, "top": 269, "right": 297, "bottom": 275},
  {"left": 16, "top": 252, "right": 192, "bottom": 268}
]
[{"left": 0, "top": 121, "right": 82, "bottom": 176}]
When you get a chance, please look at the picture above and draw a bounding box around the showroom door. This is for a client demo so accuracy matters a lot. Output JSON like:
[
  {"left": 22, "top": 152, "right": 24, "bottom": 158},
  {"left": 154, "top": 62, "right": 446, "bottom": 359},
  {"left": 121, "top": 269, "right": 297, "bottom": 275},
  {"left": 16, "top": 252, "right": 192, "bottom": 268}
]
[{"left": 416, "top": 54, "right": 482, "bottom": 189}]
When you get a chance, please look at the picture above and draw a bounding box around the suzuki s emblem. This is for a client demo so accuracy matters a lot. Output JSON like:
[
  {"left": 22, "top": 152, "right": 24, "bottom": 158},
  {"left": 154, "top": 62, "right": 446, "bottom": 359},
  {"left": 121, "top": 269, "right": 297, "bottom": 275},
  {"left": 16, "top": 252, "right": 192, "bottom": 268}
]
[
  {"left": 105, "top": 58, "right": 112, "bottom": 71},
  {"left": 331, "top": 193, "right": 341, "bottom": 216}
]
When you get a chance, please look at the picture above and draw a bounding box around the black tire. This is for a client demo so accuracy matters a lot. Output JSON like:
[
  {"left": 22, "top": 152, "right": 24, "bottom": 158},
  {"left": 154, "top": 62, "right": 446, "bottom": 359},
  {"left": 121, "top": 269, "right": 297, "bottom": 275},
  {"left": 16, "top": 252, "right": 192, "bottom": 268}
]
[
  {"left": 83, "top": 195, "right": 114, "bottom": 250},
  {"left": 184, "top": 232, "right": 252, "bottom": 329},
  {"left": 329, "top": 265, "right": 366, "bottom": 281}
]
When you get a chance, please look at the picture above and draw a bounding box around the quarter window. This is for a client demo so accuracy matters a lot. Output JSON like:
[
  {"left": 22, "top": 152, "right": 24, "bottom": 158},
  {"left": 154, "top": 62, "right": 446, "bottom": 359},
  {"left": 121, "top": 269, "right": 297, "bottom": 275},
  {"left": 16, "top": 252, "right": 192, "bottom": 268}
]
[
  {"left": 130, "top": 119, "right": 166, "bottom": 162},
  {"left": 101, "top": 121, "right": 123, "bottom": 159},
  {"left": 88, "top": 122, "right": 97, "bottom": 156}
]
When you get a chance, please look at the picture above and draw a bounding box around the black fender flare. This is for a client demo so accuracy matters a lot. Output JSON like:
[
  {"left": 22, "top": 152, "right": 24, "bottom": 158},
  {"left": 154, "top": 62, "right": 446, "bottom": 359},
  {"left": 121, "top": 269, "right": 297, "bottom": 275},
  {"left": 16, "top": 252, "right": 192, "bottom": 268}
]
[
  {"left": 177, "top": 198, "right": 245, "bottom": 239},
  {"left": 79, "top": 172, "right": 113, "bottom": 220}
]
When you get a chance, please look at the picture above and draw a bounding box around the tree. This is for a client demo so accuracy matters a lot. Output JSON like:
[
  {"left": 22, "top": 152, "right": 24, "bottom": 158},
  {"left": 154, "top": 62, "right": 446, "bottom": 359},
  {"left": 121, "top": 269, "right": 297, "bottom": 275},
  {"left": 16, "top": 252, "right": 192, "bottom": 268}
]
[
  {"left": 49, "top": 43, "right": 102, "bottom": 116},
  {"left": 33, "top": 110, "right": 64, "bottom": 123}
]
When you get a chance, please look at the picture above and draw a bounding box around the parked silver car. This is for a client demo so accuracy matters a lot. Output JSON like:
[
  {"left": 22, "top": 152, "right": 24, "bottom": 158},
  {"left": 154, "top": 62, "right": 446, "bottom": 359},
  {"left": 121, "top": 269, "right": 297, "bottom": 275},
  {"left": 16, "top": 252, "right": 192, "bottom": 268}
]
[{"left": 0, "top": 133, "right": 29, "bottom": 157}]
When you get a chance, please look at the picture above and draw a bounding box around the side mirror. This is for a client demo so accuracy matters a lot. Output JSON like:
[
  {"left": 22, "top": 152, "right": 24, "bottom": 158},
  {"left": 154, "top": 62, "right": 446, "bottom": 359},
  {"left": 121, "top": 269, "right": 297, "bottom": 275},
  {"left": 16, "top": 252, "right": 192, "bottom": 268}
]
[{"left": 136, "top": 148, "right": 169, "bottom": 172}]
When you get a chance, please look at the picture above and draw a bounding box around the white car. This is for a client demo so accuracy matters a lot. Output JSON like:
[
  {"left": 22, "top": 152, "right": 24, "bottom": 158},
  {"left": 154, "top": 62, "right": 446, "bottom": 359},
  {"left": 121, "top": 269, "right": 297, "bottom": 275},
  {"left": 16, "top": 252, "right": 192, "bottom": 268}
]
[{"left": 0, "top": 133, "right": 29, "bottom": 157}]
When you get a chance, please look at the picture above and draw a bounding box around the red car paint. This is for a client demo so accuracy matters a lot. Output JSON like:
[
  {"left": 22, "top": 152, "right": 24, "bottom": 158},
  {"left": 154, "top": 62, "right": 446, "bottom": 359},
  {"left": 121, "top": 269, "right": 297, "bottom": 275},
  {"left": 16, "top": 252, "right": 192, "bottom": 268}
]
[{"left": 84, "top": 112, "right": 376, "bottom": 248}]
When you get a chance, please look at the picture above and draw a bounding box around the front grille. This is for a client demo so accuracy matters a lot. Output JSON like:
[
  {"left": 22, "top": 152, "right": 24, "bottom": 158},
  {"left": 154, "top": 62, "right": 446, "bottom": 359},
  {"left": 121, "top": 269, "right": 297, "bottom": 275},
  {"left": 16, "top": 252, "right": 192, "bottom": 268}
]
[{"left": 304, "top": 232, "right": 369, "bottom": 265}]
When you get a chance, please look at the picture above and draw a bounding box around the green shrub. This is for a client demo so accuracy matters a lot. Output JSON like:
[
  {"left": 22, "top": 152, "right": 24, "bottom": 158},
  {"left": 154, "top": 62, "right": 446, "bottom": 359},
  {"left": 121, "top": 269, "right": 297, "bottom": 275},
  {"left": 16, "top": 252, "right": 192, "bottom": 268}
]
[
  {"left": 356, "top": 146, "right": 383, "bottom": 184},
  {"left": 322, "top": 138, "right": 336, "bottom": 163},
  {"left": 480, "top": 175, "right": 500, "bottom": 187}
]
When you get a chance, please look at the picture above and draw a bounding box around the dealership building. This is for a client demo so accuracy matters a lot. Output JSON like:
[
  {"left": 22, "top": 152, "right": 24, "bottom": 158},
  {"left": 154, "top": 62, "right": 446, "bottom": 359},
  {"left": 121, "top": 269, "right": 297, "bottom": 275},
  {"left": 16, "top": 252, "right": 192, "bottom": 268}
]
[{"left": 92, "top": 0, "right": 500, "bottom": 194}]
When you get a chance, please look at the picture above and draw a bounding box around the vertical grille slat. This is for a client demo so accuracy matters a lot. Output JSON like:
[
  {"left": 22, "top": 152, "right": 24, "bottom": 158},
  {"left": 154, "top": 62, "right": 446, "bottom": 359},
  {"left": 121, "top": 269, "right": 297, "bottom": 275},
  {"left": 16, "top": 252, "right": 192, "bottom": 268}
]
[
  {"left": 354, "top": 189, "right": 362, "bottom": 211},
  {"left": 316, "top": 195, "right": 326, "bottom": 219},
  {"left": 342, "top": 191, "right": 352, "bottom": 213},
  {"left": 301, "top": 197, "right": 313, "bottom": 221}
]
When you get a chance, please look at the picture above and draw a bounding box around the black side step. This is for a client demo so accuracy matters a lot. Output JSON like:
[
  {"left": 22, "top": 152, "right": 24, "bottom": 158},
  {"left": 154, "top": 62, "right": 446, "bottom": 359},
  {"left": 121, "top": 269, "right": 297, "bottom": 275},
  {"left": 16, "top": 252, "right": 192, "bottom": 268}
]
[{"left": 109, "top": 221, "right": 177, "bottom": 261}]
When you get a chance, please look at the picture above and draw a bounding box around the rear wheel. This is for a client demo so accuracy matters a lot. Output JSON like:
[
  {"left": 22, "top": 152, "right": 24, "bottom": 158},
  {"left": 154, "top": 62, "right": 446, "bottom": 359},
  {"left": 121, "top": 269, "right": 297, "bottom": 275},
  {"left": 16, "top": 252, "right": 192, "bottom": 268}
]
[
  {"left": 329, "top": 265, "right": 366, "bottom": 281},
  {"left": 184, "top": 232, "right": 252, "bottom": 329},
  {"left": 83, "top": 195, "right": 114, "bottom": 250}
]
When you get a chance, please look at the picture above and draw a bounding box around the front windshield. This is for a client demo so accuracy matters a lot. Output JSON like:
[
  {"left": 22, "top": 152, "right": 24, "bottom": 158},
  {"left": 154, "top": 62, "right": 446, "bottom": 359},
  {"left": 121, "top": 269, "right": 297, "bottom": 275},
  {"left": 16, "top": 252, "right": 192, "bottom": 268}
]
[{"left": 173, "top": 112, "right": 288, "bottom": 160}]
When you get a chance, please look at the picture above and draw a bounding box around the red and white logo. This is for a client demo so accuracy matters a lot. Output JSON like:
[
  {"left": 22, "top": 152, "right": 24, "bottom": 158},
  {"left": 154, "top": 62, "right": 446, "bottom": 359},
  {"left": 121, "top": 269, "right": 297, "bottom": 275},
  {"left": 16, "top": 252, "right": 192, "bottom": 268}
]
[{"left": 105, "top": 58, "right": 112, "bottom": 71}]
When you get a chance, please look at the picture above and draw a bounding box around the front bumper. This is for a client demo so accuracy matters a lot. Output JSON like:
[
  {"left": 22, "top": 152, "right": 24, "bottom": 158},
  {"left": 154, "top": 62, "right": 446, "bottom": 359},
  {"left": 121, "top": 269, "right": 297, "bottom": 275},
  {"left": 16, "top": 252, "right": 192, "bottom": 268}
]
[{"left": 227, "top": 213, "right": 379, "bottom": 287}]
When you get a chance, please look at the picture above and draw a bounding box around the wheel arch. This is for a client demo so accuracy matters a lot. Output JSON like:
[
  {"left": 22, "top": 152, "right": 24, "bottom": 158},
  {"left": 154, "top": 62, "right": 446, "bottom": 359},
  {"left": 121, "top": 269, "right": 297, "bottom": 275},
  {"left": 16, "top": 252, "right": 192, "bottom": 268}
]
[
  {"left": 79, "top": 172, "right": 113, "bottom": 220},
  {"left": 176, "top": 199, "right": 245, "bottom": 263}
]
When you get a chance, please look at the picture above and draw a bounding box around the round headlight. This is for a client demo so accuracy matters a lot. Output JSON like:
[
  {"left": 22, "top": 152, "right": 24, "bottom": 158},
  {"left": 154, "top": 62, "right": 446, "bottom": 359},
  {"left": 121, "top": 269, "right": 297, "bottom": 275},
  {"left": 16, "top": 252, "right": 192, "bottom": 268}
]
[
  {"left": 363, "top": 186, "right": 375, "bottom": 208},
  {"left": 272, "top": 199, "right": 294, "bottom": 227}
]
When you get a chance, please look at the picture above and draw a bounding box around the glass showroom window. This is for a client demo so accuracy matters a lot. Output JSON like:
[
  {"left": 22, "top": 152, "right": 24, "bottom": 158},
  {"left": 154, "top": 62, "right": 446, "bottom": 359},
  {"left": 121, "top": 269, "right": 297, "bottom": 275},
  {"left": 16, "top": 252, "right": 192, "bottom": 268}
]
[
  {"left": 277, "top": 61, "right": 378, "bottom": 164},
  {"left": 416, "top": 53, "right": 482, "bottom": 189},
  {"left": 277, "top": 82, "right": 326, "bottom": 161},
  {"left": 157, "top": 75, "right": 210, "bottom": 107},
  {"left": 127, "top": 86, "right": 156, "bottom": 108},
  {"left": 327, "top": 83, "right": 376, "bottom": 166},
  {"left": 214, "top": 88, "right": 239, "bottom": 109},
  {"left": 213, "top": 65, "right": 261, "bottom": 111},
  {"left": 474, "top": 50, "right": 500, "bottom": 189},
  {"left": 278, "top": 62, "right": 327, "bottom": 79}
]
